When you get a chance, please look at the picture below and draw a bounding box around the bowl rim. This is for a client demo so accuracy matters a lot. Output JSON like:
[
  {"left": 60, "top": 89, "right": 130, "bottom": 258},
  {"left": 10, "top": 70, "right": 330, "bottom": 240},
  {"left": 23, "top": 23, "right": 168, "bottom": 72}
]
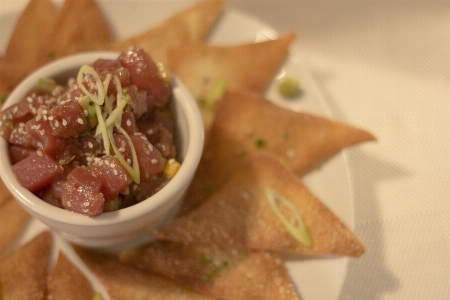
[{"left": 0, "top": 51, "right": 204, "bottom": 227}]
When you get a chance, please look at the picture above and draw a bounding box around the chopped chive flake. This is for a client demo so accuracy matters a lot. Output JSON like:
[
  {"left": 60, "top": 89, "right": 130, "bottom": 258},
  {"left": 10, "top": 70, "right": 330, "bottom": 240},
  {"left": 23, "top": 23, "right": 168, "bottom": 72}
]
[
  {"left": 47, "top": 50, "right": 55, "bottom": 58},
  {"left": 255, "top": 138, "right": 265, "bottom": 148},
  {"left": 212, "top": 268, "right": 220, "bottom": 276},
  {"left": 202, "top": 255, "right": 213, "bottom": 264},
  {"left": 205, "top": 182, "right": 213, "bottom": 192},
  {"left": 201, "top": 274, "right": 209, "bottom": 281},
  {"left": 6, "top": 110, "right": 13, "bottom": 119},
  {"left": 0, "top": 95, "right": 7, "bottom": 104}
]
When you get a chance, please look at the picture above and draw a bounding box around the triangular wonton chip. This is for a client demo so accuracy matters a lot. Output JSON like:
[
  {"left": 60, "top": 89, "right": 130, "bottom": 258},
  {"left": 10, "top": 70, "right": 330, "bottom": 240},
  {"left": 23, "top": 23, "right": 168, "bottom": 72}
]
[
  {"left": 46, "top": 251, "right": 96, "bottom": 300},
  {"left": 0, "top": 0, "right": 57, "bottom": 97},
  {"left": 0, "top": 198, "right": 30, "bottom": 255},
  {"left": 155, "top": 151, "right": 365, "bottom": 257},
  {"left": 111, "top": 0, "right": 227, "bottom": 63},
  {"left": 0, "top": 231, "right": 51, "bottom": 299},
  {"left": 0, "top": 178, "right": 13, "bottom": 208},
  {"left": 38, "top": 0, "right": 113, "bottom": 65},
  {"left": 179, "top": 89, "right": 376, "bottom": 214},
  {"left": 119, "top": 240, "right": 299, "bottom": 300},
  {"left": 166, "top": 33, "right": 295, "bottom": 132},
  {"left": 75, "top": 246, "right": 214, "bottom": 300},
  {"left": 4, "top": 0, "right": 57, "bottom": 69}
]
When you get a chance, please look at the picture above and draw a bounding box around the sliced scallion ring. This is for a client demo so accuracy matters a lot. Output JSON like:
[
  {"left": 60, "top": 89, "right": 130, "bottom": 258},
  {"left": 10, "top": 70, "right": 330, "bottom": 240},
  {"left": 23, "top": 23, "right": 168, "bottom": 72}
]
[
  {"left": 265, "top": 187, "right": 312, "bottom": 247},
  {"left": 109, "top": 125, "right": 140, "bottom": 183},
  {"left": 95, "top": 103, "right": 110, "bottom": 155},
  {"left": 77, "top": 65, "right": 105, "bottom": 105}
]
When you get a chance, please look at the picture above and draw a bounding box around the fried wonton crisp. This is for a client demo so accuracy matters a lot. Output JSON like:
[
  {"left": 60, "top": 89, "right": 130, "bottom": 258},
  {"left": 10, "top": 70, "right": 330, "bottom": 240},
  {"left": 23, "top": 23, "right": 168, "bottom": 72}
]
[
  {"left": 166, "top": 33, "right": 295, "bottom": 132},
  {"left": 155, "top": 151, "right": 365, "bottom": 257},
  {"left": 179, "top": 90, "right": 376, "bottom": 214},
  {"left": 0, "top": 231, "right": 51, "bottom": 300},
  {"left": 75, "top": 246, "right": 214, "bottom": 300},
  {"left": 46, "top": 251, "right": 96, "bottom": 300},
  {"left": 38, "top": 0, "right": 113, "bottom": 65},
  {"left": 120, "top": 240, "right": 299, "bottom": 300},
  {"left": 4, "top": 0, "right": 57, "bottom": 67},
  {"left": 0, "top": 0, "right": 57, "bottom": 97},
  {"left": 0, "top": 198, "right": 30, "bottom": 255},
  {"left": 111, "top": 0, "right": 227, "bottom": 63}
]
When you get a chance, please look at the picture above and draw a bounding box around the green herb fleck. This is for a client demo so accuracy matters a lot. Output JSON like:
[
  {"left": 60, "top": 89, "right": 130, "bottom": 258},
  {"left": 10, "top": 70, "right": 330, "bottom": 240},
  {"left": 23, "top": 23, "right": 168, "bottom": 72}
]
[
  {"left": 283, "top": 132, "right": 290, "bottom": 139},
  {"left": 202, "top": 255, "right": 213, "bottom": 264},
  {"left": 255, "top": 138, "right": 265, "bottom": 148},
  {"left": 205, "top": 182, "right": 213, "bottom": 192},
  {"left": 223, "top": 260, "right": 229, "bottom": 267},
  {"left": 6, "top": 110, "right": 13, "bottom": 119},
  {"left": 4, "top": 120, "right": 13, "bottom": 128},
  {"left": 201, "top": 274, "right": 209, "bottom": 281},
  {"left": 0, "top": 95, "right": 7, "bottom": 104},
  {"left": 47, "top": 50, "right": 56, "bottom": 58},
  {"left": 212, "top": 268, "right": 221, "bottom": 276}
]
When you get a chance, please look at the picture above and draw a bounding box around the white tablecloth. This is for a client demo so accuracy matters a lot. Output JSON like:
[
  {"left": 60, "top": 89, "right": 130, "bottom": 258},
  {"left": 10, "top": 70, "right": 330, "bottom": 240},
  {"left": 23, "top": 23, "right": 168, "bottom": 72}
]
[{"left": 230, "top": 1, "right": 450, "bottom": 299}]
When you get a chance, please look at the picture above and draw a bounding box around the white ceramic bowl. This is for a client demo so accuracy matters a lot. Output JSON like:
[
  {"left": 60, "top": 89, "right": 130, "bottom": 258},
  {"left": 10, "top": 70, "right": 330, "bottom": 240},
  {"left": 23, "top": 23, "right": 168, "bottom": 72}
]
[{"left": 0, "top": 52, "right": 204, "bottom": 247}]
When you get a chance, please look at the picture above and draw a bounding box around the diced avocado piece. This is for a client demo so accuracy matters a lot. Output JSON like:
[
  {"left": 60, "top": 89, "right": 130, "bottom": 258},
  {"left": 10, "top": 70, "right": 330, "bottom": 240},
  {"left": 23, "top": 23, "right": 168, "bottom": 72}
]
[
  {"left": 36, "top": 78, "right": 57, "bottom": 92},
  {"left": 103, "top": 196, "right": 122, "bottom": 212}
]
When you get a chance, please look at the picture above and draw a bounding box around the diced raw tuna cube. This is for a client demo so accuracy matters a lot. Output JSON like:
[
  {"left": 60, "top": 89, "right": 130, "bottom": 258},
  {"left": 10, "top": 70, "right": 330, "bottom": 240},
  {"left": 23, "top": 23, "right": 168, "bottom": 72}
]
[
  {"left": 120, "top": 112, "right": 137, "bottom": 135},
  {"left": 119, "top": 47, "right": 172, "bottom": 108},
  {"left": 89, "top": 156, "right": 132, "bottom": 201},
  {"left": 9, "top": 145, "right": 35, "bottom": 164},
  {"left": 41, "top": 187, "right": 64, "bottom": 208},
  {"left": 62, "top": 166, "right": 104, "bottom": 217},
  {"left": 26, "top": 117, "right": 66, "bottom": 157},
  {"left": 49, "top": 100, "right": 88, "bottom": 138},
  {"left": 125, "top": 85, "right": 147, "bottom": 118},
  {"left": 131, "top": 134, "right": 165, "bottom": 181},
  {"left": 12, "top": 150, "right": 64, "bottom": 193},
  {"left": 9, "top": 123, "right": 32, "bottom": 147}
]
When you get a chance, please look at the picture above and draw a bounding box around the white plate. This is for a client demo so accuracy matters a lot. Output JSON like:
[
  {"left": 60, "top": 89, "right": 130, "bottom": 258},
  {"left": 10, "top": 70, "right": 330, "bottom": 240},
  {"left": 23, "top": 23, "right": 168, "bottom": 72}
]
[{"left": 0, "top": 1, "right": 352, "bottom": 300}]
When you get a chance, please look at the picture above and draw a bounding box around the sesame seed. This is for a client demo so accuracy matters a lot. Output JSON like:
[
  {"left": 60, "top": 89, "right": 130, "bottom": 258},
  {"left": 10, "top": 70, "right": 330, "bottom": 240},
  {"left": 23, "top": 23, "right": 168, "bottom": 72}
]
[
  {"left": 151, "top": 159, "right": 158, "bottom": 164},
  {"left": 126, "top": 119, "right": 131, "bottom": 127},
  {"left": 77, "top": 118, "right": 84, "bottom": 125},
  {"left": 62, "top": 119, "right": 68, "bottom": 126},
  {"left": 88, "top": 142, "right": 93, "bottom": 149}
]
